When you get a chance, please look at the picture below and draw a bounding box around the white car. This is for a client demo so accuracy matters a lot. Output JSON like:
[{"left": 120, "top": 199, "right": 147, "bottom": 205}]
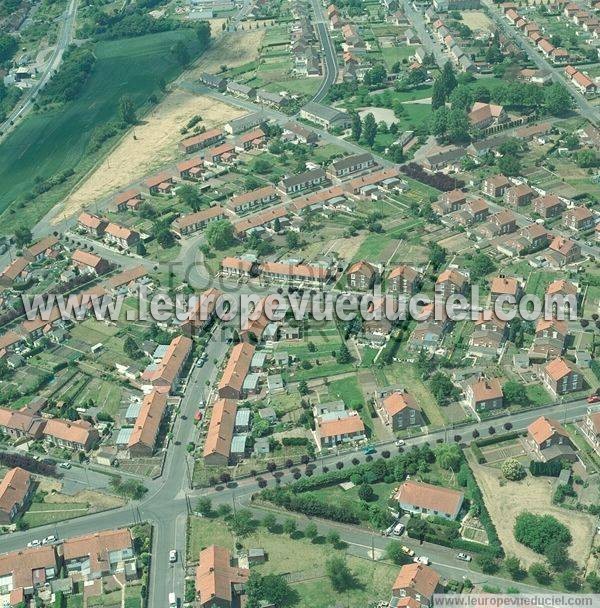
[
  {"left": 395, "top": 439, "right": 405, "bottom": 447},
  {"left": 413, "top": 556, "right": 430, "bottom": 565},
  {"left": 59, "top": 462, "right": 71, "bottom": 469},
  {"left": 392, "top": 523, "right": 405, "bottom": 536},
  {"left": 42, "top": 535, "right": 57, "bottom": 545},
  {"left": 456, "top": 553, "right": 472, "bottom": 562},
  {"left": 27, "top": 540, "right": 41, "bottom": 548},
  {"left": 169, "top": 549, "right": 177, "bottom": 563}
]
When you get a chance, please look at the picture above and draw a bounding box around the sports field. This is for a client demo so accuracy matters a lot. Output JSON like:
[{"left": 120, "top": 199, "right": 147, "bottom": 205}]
[{"left": 0, "top": 29, "right": 205, "bottom": 232}]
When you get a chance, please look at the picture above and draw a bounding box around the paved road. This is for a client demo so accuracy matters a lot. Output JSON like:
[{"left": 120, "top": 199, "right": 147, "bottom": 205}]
[
  {"left": 402, "top": 0, "right": 447, "bottom": 66},
  {"left": 310, "top": 0, "right": 339, "bottom": 103},
  {"left": 0, "top": 0, "right": 79, "bottom": 140},
  {"left": 483, "top": 0, "right": 599, "bottom": 125}
]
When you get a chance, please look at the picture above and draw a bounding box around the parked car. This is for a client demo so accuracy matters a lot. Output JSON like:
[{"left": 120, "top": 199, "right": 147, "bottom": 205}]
[
  {"left": 393, "top": 523, "right": 405, "bottom": 536},
  {"left": 42, "top": 535, "right": 57, "bottom": 545},
  {"left": 395, "top": 439, "right": 405, "bottom": 447},
  {"left": 413, "top": 556, "right": 430, "bottom": 565},
  {"left": 362, "top": 445, "right": 376, "bottom": 455},
  {"left": 587, "top": 394, "right": 600, "bottom": 404},
  {"left": 169, "top": 592, "right": 178, "bottom": 608},
  {"left": 169, "top": 549, "right": 177, "bottom": 563},
  {"left": 58, "top": 462, "right": 71, "bottom": 469},
  {"left": 401, "top": 545, "right": 415, "bottom": 557},
  {"left": 27, "top": 540, "right": 41, "bottom": 548},
  {"left": 456, "top": 553, "right": 471, "bottom": 562},
  {"left": 196, "top": 358, "right": 205, "bottom": 368}
]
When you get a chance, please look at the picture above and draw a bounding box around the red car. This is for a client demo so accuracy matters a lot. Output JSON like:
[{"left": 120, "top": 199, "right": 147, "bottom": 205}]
[{"left": 587, "top": 395, "right": 600, "bottom": 404}]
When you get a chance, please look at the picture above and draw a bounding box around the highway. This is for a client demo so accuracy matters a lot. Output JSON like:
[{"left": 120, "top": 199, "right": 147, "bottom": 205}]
[
  {"left": 482, "top": 0, "right": 599, "bottom": 125},
  {"left": 0, "top": 0, "right": 79, "bottom": 141},
  {"left": 310, "top": 0, "right": 339, "bottom": 102}
]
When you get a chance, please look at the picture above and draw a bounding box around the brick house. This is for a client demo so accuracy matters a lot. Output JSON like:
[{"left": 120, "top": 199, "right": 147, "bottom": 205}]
[
  {"left": 505, "top": 184, "right": 535, "bottom": 207},
  {"left": 563, "top": 206, "right": 595, "bottom": 231},
  {"left": 114, "top": 189, "right": 143, "bottom": 212},
  {"left": 528, "top": 416, "right": 577, "bottom": 462},
  {"left": 0, "top": 467, "right": 33, "bottom": 524},
  {"left": 482, "top": 174, "right": 511, "bottom": 198},
  {"left": 435, "top": 269, "right": 468, "bottom": 300},
  {"left": 78, "top": 212, "right": 108, "bottom": 237},
  {"left": 542, "top": 357, "right": 583, "bottom": 396},
  {"left": 546, "top": 236, "right": 581, "bottom": 267},
  {"left": 466, "top": 377, "right": 503, "bottom": 412},
  {"left": 533, "top": 194, "right": 564, "bottom": 218},
  {"left": 104, "top": 223, "right": 140, "bottom": 250},
  {"left": 392, "top": 563, "right": 441, "bottom": 607},
  {"left": 381, "top": 390, "right": 424, "bottom": 430},
  {"left": 346, "top": 260, "right": 378, "bottom": 290},
  {"left": 490, "top": 275, "right": 521, "bottom": 303},
  {"left": 387, "top": 265, "right": 419, "bottom": 294}
]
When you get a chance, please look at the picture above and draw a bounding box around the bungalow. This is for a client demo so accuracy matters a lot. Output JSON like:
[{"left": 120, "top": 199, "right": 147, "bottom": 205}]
[
  {"left": 256, "top": 90, "right": 288, "bottom": 108},
  {"left": 528, "top": 415, "right": 577, "bottom": 462},
  {"left": 380, "top": 390, "right": 424, "bottom": 430},
  {"left": 482, "top": 174, "right": 511, "bottom": 198},
  {"left": 78, "top": 212, "right": 108, "bottom": 237},
  {"left": 105, "top": 265, "right": 149, "bottom": 294},
  {"left": 24, "top": 236, "right": 59, "bottom": 263},
  {"left": 533, "top": 194, "right": 564, "bottom": 218},
  {"left": 235, "top": 128, "right": 266, "bottom": 151},
  {"left": 392, "top": 563, "right": 440, "bottom": 607},
  {"left": 115, "top": 189, "right": 143, "bottom": 212},
  {"left": 145, "top": 172, "right": 175, "bottom": 195},
  {"left": 394, "top": 480, "right": 464, "bottom": 520},
  {"left": 71, "top": 249, "right": 109, "bottom": 276},
  {"left": 299, "top": 102, "right": 351, "bottom": 131},
  {"left": 179, "top": 129, "right": 224, "bottom": 154},
  {"left": 226, "top": 82, "right": 256, "bottom": 99},
  {"left": 172, "top": 206, "right": 226, "bottom": 237},
  {"left": 346, "top": 260, "right": 378, "bottom": 290},
  {"left": 387, "top": 265, "right": 419, "bottom": 295},
  {"left": 542, "top": 357, "right": 583, "bottom": 396},
  {"left": 205, "top": 142, "right": 236, "bottom": 165},
  {"left": 233, "top": 207, "right": 288, "bottom": 238},
  {"left": 0, "top": 257, "right": 30, "bottom": 287},
  {"left": 505, "top": 183, "right": 535, "bottom": 207},
  {"left": 466, "top": 377, "right": 503, "bottom": 412},
  {"left": 177, "top": 157, "right": 204, "bottom": 180},
  {"left": 316, "top": 411, "right": 366, "bottom": 448},
  {"left": 227, "top": 186, "right": 279, "bottom": 215},
  {"left": 279, "top": 168, "right": 327, "bottom": 195},
  {"left": 199, "top": 72, "right": 227, "bottom": 90},
  {"left": 128, "top": 391, "right": 168, "bottom": 457},
  {"left": 291, "top": 186, "right": 346, "bottom": 213},
  {"left": 260, "top": 262, "right": 330, "bottom": 285},
  {"left": 0, "top": 467, "right": 32, "bottom": 524},
  {"left": 343, "top": 167, "right": 402, "bottom": 196},
  {"left": 327, "top": 153, "right": 376, "bottom": 179},
  {"left": 224, "top": 113, "right": 265, "bottom": 135},
  {"left": 563, "top": 206, "right": 595, "bottom": 231},
  {"left": 218, "top": 342, "right": 255, "bottom": 399},
  {"left": 104, "top": 223, "right": 140, "bottom": 250}
]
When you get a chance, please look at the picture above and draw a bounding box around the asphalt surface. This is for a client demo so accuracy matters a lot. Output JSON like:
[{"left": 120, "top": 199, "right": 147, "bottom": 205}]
[
  {"left": 0, "top": 0, "right": 79, "bottom": 140},
  {"left": 309, "top": 0, "right": 339, "bottom": 103}
]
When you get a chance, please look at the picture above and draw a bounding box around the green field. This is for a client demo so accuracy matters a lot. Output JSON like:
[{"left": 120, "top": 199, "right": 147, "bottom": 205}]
[
  {"left": 0, "top": 29, "right": 205, "bottom": 233},
  {"left": 22, "top": 501, "right": 89, "bottom": 527}
]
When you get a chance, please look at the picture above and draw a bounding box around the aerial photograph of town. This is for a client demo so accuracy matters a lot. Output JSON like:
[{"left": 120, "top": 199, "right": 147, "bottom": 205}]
[{"left": 1, "top": 0, "right": 600, "bottom": 603}]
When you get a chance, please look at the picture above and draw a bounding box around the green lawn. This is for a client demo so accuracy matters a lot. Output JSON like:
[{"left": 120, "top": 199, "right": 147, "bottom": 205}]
[
  {"left": 187, "top": 516, "right": 399, "bottom": 607},
  {"left": 312, "top": 480, "right": 397, "bottom": 515},
  {"left": 22, "top": 501, "right": 89, "bottom": 527},
  {"left": 0, "top": 29, "right": 206, "bottom": 232}
]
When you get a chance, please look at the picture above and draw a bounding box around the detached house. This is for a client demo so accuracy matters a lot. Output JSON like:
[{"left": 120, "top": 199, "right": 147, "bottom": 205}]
[
  {"left": 468, "top": 102, "right": 508, "bottom": 130},
  {"left": 394, "top": 480, "right": 464, "bottom": 520},
  {"left": 0, "top": 467, "right": 32, "bottom": 524},
  {"left": 505, "top": 183, "right": 535, "bottom": 207},
  {"left": 392, "top": 563, "right": 441, "bottom": 607},
  {"left": 490, "top": 275, "right": 521, "bottom": 303},
  {"left": 115, "top": 189, "right": 143, "bottom": 212},
  {"left": 466, "top": 377, "right": 503, "bottom": 412},
  {"left": 563, "top": 206, "right": 595, "bottom": 231},
  {"left": 195, "top": 545, "right": 249, "bottom": 608},
  {"left": 387, "top": 265, "right": 419, "bottom": 295},
  {"left": 546, "top": 236, "right": 581, "bottom": 267},
  {"left": 542, "top": 357, "right": 583, "bottom": 396},
  {"left": 482, "top": 174, "right": 511, "bottom": 198},
  {"left": 104, "top": 223, "right": 140, "bottom": 250},
  {"left": 533, "top": 194, "right": 564, "bottom": 218},
  {"left": 78, "top": 212, "right": 108, "bottom": 237},
  {"left": 316, "top": 411, "right": 366, "bottom": 448},
  {"left": 528, "top": 416, "right": 577, "bottom": 462},
  {"left": 381, "top": 390, "right": 424, "bottom": 430},
  {"left": 435, "top": 269, "right": 468, "bottom": 300},
  {"left": 346, "top": 260, "right": 378, "bottom": 290}
]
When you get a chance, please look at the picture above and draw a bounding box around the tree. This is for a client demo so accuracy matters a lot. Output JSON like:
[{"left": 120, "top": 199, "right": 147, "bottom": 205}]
[
  {"left": 205, "top": 219, "right": 234, "bottom": 249},
  {"left": 262, "top": 513, "right": 277, "bottom": 532},
  {"left": 386, "top": 541, "right": 409, "bottom": 564},
  {"left": 560, "top": 569, "right": 581, "bottom": 591},
  {"left": 362, "top": 113, "right": 377, "bottom": 147},
  {"left": 576, "top": 149, "right": 600, "bottom": 168},
  {"left": 14, "top": 226, "right": 32, "bottom": 247},
  {"left": 586, "top": 571, "right": 600, "bottom": 593},
  {"left": 123, "top": 336, "right": 141, "bottom": 359},
  {"left": 504, "top": 555, "right": 525, "bottom": 580},
  {"left": 467, "top": 252, "right": 495, "bottom": 280},
  {"left": 286, "top": 231, "right": 300, "bottom": 249},
  {"left": 545, "top": 83, "right": 573, "bottom": 117},
  {"left": 435, "top": 443, "right": 463, "bottom": 471},
  {"left": 440, "top": 62, "right": 457, "bottom": 97},
  {"left": 478, "top": 554, "right": 499, "bottom": 574},
  {"left": 253, "top": 158, "right": 272, "bottom": 174},
  {"left": 327, "top": 530, "right": 341, "bottom": 547},
  {"left": 503, "top": 380, "right": 529, "bottom": 406},
  {"left": 229, "top": 509, "right": 256, "bottom": 537},
  {"left": 178, "top": 184, "right": 204, "bottom": 211},
  {"left": 501, "top": 458, "right": 526, "bottom": 481},
  {"left": 118, "top": 95, "right": 137, "bottom": 124},
  {"left": 304, "top": 522, "right": 318, "bottom": 540},
  {"left": 498, "top": 155, "right": 521, "bottom": 176},
  {"left": 430, "top": 372, "right": 458, "bottom": 404},
  {"left": 325, "top": 556, "right": 355, "bottom": 592},
  {"left": 449, "top": 86, "right": 473, "bottom": 112},
  {"left": 431, "top": 77, "right": 447, "bottom": 110},
  {"left": 430, "top": 107, "right": 448, "bottom": 140},
  {"left": 0, "top": 33, "right": 18, "bottom": 63},
  {"left": 529, "top": 562, "right": 551, "bottom": 585},
  {"left": 351, "top": 112, "right": 362, "bottom": 141},
  {"left": 336, "top": 343, "right": 353, "bottom": 364},
  {"left": 283, "top": 518, "right": 297, "bottom": 536},
  {"left": 298, "top": 380, "right": 309, "bottom": 396},
  {"left": 196, "top": 497, "right": 212, "bottom": 516},
  {"left": 172, "top": 40, "right": 190, "bottom": 66},
  {"left": 447, "top": 108, "right": 470, "bottom": 143},
  {"left": 545, "top": 540, "right": 570, "bottom": 569},
  {"left": 358, "top": 483, "right": 374, "bottom": 501},
  {"left": 514, "top": 512, "right": 572, "bottom": 554}
]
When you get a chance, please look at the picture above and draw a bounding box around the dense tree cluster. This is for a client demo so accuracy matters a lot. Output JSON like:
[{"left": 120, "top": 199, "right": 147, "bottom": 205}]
[{"left": 41, "top": 46, "right": 96, "bottom": 104}]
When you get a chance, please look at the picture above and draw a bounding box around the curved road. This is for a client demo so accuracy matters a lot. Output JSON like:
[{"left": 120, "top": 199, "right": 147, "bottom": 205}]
[{"left": 310, "top": 0, "right": 339, "bottom": 103}]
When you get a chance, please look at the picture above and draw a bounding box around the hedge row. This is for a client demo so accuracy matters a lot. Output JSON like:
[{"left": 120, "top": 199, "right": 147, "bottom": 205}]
[
  {"left": 470, "top": 443, "right": 486, "bottom": 464},
  {"left": 475, "top": 431, "right": 522, "bottom": 448}
]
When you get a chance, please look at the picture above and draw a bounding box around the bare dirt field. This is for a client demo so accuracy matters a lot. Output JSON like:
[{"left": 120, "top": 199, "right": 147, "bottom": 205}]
[
  {"left": 461, "top": 11, "right": 494, "bottom": 33},
  {"left": 55, "top": 25, "right": 266, "bottom": 223},
  {"left": 467, "top": 451, "right": 596, "bottom": 567},
  {"left": 46, "top": 489, "right": 125, "bottom": 509}
]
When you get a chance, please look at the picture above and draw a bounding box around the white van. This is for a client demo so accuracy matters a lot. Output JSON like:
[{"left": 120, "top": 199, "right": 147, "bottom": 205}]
[{"left": 168, "top": 593, "right": 177, "bottom": 608}]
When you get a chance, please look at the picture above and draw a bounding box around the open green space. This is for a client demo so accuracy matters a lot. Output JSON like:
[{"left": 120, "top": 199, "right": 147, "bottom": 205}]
[
  {"left": 0, "top": 29, "right": 206, "bottom": 233},
  {"left": 22, "top": 501, "right": 89, "bottom": 527}
]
